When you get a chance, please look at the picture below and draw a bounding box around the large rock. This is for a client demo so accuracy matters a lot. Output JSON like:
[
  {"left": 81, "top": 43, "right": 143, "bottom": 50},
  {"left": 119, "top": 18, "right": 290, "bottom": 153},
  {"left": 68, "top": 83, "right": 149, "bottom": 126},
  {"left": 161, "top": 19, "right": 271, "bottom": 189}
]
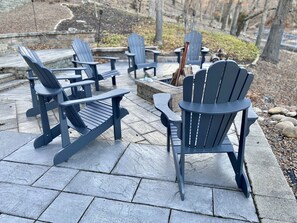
[
  {"left": 271, "top": 114, "right": 286, "bottom": 121},
  {"left": 268, "top": 107, "right": 289, "bottom": 115},
  {"left": 281, "top": 117, "right": 297, "bottom": 126},
  {"left": 275, "top": 121, "right": 294, "bottom": 130},
  {"left": 286, "top": 111, "right": 297, "bottom": 117},
  {"left": 283, "top": 126, "right": 297, "bottom": 138}
]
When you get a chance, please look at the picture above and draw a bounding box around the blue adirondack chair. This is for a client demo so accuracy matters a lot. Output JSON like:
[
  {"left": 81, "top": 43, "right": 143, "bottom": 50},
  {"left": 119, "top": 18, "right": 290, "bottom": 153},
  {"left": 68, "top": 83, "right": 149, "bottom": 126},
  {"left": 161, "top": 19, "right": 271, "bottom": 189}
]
[
  {"left": 72, "top": 38, "right": 120, "bottom": 91},
  {"left": 174, "top": 31, "right": 209, "bottom": 68},
  {"left": 153, "top": 60, "right": 258, "bottom": 200},
  {"left": 21, "top": 54, "right": 129, "bottom": 165},
  {"left": 125, "top": 33, "right": 160, "bottom": 78},
  {"left": 18, "top": 46, "right": 87, "bottom": 117}
]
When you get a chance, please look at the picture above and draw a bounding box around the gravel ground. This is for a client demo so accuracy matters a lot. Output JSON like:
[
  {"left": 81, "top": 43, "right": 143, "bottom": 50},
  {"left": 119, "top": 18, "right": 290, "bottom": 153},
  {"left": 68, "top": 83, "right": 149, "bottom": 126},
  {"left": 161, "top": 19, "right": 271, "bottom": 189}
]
[{"left": 1, "top": 1, "right": 296, "bottom": 199}]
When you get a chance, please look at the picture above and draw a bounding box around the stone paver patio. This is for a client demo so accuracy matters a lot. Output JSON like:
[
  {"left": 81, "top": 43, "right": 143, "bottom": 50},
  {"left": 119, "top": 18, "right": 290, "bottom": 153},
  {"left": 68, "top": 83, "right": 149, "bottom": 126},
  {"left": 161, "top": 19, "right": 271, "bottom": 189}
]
[{"left": 0, "top": 49, "right": 296, "bottom": 222}]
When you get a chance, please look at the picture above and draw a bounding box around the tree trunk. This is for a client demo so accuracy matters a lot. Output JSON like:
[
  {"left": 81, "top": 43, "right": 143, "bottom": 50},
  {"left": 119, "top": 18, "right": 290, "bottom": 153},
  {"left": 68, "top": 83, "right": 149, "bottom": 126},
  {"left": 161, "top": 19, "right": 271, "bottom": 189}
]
[
  {"left": 219, "top": 3, "right": 224, "bottom": 23},
  {"left": 221, "top": 0, "right": 233, "bottom": 31},
  {"left": 230, "top": 0, "right": 242, "bottom": 35},
  {"left": 199, "top": 0, "right": 203, "bottom": 21},
  {"left": 261, "top": 0, "right": 293, "bottom": 63},
  {"left": 183, "top": 0, "right": 191, "bottom": 32},
  {"left": 154, "top": 0, "right": 163, "bottom": 45},
  {"left": 256, "top": 0, "right": 269, "bottom": 47},
  {"left": 242, "top": 0, "right": 259, "bottom": 34},
  {"left": 192, "top": 0, "right": 199, "bottom": 30},
  {"left": 208, "top": 0, "right": 218, "bottom": 27}
]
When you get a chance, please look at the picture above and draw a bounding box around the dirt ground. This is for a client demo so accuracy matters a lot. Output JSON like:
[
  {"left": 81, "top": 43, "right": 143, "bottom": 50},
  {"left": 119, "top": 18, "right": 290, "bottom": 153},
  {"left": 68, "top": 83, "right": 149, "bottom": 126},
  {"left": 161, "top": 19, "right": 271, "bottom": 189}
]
[{"left": 1, "top": 1, "right": 296, "bottom": 199}]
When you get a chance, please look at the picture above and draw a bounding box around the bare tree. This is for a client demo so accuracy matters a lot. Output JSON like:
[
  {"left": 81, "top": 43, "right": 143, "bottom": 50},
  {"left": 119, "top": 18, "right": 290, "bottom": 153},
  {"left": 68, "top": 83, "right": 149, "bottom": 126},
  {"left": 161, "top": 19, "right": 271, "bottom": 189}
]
[
  {"left": 154, "top": 0, "right": 163, "bottom": 45},
  {"left": 243, "top": 0, "right": 259, "bottom": 34},
  {"left": 261, "top": 0, "right": 293, "bottom": 63},
  {"left": 230, "top": 0, "right": 242, "bottom": 35},
  {"left": 221, "top": 0, "right": 234, "bottom": 31},
  {"left": 183, "top": 0, "right": 191, "bottom": 31},
  {"left": 256, "top": 0, "right": 269, "bottom": 47},
  {"left": 199, "top": 0, "right": 204, "bottom": 21},
  {"left": 208, "top": 0, "right": 219, "bottom": 26}
]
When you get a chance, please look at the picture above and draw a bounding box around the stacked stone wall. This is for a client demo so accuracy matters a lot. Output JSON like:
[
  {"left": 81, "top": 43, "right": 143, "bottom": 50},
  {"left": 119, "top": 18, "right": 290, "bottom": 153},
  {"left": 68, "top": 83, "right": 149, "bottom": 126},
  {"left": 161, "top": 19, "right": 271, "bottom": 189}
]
[{"left": 0, "top": 31, "right": 95, "bottom": 55}]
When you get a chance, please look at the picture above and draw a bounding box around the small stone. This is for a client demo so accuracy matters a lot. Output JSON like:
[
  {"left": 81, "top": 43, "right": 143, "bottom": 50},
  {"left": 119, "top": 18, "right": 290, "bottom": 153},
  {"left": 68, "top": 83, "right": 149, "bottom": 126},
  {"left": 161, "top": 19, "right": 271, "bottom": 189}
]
[
  {"left": 253, "top": 107, "right": 262, "bottom": 114},
  {"left": 281, "top": 117, "right": 297, "bottom": 126},
  {"left": 271, "top": 114, "right": 286, "bottom": 121},
  {"left": 268, "top": 107, "right": 289, "bottom": 115},
  {"left": 275, "top": 121, "right": 294, "bottom": 130},
  {"left": 258, "top": 117, "right": 265, "bottom": 122},
  {"left": 68, "top": 27, "right": 78, "bottom": 32},
  {"left": 269, "top": 120, "right": 278, "bottom": 124},
  {"left": 286, "top": 111, "right": 297, "bottom": 117},
  {"left": 283, "top": 126, "right": 297, "bottom": 138}
]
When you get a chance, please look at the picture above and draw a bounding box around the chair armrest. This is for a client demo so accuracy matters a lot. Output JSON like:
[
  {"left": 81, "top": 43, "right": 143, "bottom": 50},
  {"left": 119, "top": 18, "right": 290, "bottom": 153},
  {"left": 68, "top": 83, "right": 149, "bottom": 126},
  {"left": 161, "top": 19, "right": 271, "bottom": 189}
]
[
  {"left": 51, "top": 67, "right": 86, "bottom": 72},
  {"left": 35, "top": 84, "right": 63, "bottom": 96},
  {"left": 28, "top": 76, "right": 38, "bottom": 80},
  {"left": 179, "top": 99, "right": 251, "bottom": 115},
  {"left": 60, "top": 89, "right": 130, "bottom": 107},
  {"left": 153, "top": 93, "right": 181, "bottom": 123},
  {"left": 145, "top": 49, "right": 160, "bottom": 55},
  {"left": 125, "top": 51, "right": 135, "bottom": 57},
  {"left": 56, "top": 75, "right": 82, "bottom": 80},
  {"left": 27, "top": 75, "right": 81, "bottom": 81},
  {"left": 61, "top": 80, "right": 95, "bottom": 89},
  {"left": 72, "top": 60, "right": 99, "bottom": 66},
  {"left": 174, "top": 47, "right": 183, "bottom": 54},
  {"left": 201, "top": 47, "right": 209, "bottom": 54}
]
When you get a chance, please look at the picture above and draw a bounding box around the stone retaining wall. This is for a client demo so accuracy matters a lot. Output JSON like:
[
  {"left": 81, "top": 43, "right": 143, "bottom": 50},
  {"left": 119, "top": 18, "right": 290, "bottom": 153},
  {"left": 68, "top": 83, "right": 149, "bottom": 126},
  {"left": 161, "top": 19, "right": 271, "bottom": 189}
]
[{"left": 0, "top": 31, "right": 95, "bottom": 55}]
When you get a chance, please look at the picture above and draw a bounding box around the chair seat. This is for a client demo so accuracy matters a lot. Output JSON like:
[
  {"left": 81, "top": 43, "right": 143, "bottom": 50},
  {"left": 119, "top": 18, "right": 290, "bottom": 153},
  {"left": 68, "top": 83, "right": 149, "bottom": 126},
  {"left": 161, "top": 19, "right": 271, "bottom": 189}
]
[
  {"left": 79, "top": 101, "right": 113, "bottom": 130},
  {"left": 136, "top": 62, "right": 157, "bottom": 69}
]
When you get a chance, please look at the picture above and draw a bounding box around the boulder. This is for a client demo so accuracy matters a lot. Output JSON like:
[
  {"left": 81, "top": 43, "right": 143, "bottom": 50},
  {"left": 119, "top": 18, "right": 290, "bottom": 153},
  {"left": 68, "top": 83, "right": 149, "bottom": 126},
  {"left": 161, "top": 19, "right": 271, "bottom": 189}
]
[
  {"left": 280, "top": 117, "right": 297, "bottom": 126},
  {"left": 286, "top": 111, "right": 297, "bottom": 117},
  {"left": 275, "top": 121, "right": 294, "bottom": 130},
  {"left": 283, "top": 126, "right": 297, "bottom": 138},
  {"left": 271, "top": 114, "right": 286, "bottom": 121},
  {"left": 268, "top": 107, "right": 289, "bottom": 115}
]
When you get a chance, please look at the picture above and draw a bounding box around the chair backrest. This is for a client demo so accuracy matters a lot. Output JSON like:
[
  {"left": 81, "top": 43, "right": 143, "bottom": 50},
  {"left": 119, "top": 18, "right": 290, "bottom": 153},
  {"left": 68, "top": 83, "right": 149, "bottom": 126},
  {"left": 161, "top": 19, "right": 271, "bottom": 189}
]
[
  {"left": 127, "top": 33, "right": 146, "bottom": 64},
  {"left": 18, "top": 49, "right": 86, "bottom": 129},
  {"left": 18, "top": 46, "right": 44, "bottom": 67},
  {"left": 184, "top": 31, "right": 202, "bottom": 63},
  {"left": 181, "top": 60, "right": 253, "bottom": 149},
  {"left": 72, "top": 38, "right": 94, "bottom": 79}
]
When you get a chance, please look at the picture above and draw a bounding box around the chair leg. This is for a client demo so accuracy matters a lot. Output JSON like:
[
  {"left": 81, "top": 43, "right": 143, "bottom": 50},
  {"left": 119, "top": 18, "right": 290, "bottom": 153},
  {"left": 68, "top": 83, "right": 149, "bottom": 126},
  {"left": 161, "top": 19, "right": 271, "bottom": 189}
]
[
  {"left": 112, "top": 76, "right": 116, "bottom": 86},
  {"left": 134, "top": 70, "right": 137, "bottom": 79},
  {"left": 154, "top": 67, "right": 156, "bottom": 76},
  {"left": 95, "top": 80, "right": 100, "bottom": 91},
  {"left": 167, "top": 127, "right": 171, "bottom": 152},
  {"left": 172, "top": 148, "right": 185, "bottom": 200}
]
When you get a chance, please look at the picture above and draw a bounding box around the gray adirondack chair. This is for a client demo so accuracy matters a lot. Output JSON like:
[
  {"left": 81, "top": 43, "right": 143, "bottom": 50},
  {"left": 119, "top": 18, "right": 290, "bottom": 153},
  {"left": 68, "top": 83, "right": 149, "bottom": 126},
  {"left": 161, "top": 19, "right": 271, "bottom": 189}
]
[
  {"left": 125, "top": 33, "right": 160, "bottom": 78},
  {"left": 22, "top": 54, "right": 129, "bottom": 165},
  {"left": 153, "top": 60, "right": 258, "bottom": 200},
  {"left": 72, "top": 38, "right": 120, "bottom": 91},
  {"left": 174, "top": 31, "right": 209, "bottom": 68},
  {"left": 18, "top": 46, "right": 87, "bottom": 117}
]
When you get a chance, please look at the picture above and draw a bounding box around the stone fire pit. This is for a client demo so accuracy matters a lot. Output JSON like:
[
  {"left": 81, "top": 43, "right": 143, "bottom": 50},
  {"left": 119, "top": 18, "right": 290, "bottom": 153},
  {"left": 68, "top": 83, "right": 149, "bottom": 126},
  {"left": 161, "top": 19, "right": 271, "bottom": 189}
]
[{"left": 136, "top": 77, "right": 182, "bottom": 112}]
